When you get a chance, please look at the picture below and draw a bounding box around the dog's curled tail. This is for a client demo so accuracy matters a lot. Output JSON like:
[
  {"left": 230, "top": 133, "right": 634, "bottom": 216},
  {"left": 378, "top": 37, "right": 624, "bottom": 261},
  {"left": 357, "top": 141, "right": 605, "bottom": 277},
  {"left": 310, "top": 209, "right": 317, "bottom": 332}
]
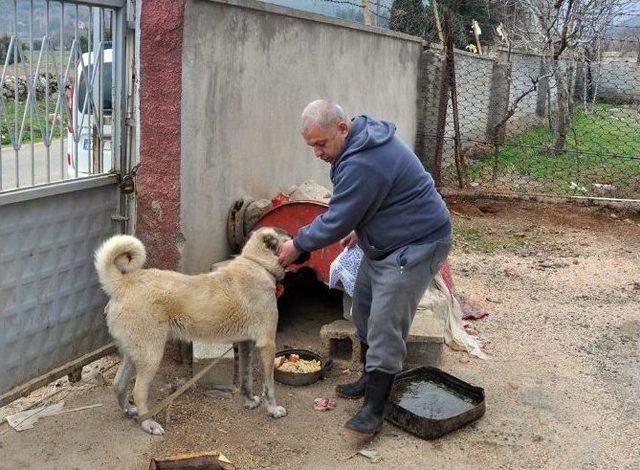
[{"left": 95, "top": 235, "right": 146, "bottom": 295}]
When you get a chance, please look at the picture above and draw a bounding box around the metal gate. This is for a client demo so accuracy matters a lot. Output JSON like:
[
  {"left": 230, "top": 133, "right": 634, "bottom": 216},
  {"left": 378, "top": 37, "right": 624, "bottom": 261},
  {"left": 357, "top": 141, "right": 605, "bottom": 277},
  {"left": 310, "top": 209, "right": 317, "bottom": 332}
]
[{"left": 0, "top": 0, "right": 134, "bottom": 404}]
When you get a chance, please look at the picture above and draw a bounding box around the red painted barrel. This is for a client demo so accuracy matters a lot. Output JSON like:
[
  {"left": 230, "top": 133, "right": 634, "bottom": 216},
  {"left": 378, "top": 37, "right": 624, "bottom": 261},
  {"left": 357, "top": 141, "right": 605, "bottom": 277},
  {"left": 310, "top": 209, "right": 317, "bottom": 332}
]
[
  {"left": 253, "top": 201, "right": 341, "bottom": 284},
  {"left": 253, "top": 199, "right": 454, "bottom": 292}
]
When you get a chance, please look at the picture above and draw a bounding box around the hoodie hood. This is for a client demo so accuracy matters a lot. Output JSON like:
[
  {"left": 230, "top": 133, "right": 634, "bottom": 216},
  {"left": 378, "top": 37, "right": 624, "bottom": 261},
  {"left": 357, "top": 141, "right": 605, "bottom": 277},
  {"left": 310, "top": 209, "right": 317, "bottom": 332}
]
[
  {"left": 334, "top": 116, "right": 396, "bottom": 167},
  {"left": 294, "top": 114, "right": 450, "bottom": 259}
]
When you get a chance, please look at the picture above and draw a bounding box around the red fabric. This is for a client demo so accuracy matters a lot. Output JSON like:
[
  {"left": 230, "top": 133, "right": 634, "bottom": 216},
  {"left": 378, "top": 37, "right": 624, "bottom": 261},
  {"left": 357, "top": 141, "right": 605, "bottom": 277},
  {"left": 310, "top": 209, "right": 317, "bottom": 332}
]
[
  {"left": 439, "top": 261, "right": 455, "bottom": 293},
  {"left": 440, "top": 261, "right": 489, "bottom": 320}
]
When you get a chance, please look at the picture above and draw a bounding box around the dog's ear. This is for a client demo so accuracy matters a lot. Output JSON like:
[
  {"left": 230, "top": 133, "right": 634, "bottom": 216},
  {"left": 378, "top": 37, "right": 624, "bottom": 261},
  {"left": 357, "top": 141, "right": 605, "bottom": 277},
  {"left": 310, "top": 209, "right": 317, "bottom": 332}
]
[{"left": 263, "top": 233, "right": 279, "bottom": 253}]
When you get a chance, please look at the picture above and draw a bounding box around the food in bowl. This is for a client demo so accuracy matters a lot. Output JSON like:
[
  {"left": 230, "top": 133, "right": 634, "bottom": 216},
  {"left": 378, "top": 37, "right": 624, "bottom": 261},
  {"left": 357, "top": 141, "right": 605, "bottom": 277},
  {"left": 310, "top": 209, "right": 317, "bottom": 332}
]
[{"left": 274, "top": 354, "right": 322, "bottom": 374}]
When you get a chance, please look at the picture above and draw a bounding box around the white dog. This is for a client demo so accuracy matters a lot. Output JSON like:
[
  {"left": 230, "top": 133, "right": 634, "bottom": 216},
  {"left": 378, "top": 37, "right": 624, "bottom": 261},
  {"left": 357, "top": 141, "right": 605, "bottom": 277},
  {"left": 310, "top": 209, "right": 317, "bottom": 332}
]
[{"left": 95, "top": 227, "right": 294, "bottom": 434}]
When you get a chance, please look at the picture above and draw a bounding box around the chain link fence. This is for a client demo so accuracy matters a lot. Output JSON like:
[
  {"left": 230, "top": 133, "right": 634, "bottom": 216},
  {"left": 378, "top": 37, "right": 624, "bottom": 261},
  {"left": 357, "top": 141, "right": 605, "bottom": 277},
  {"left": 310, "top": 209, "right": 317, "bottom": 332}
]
[
  {"left": 427, "top": 5, "right": 640, "bottom": 202},
  {"left": 434, "top": 41, "right": 640, "bottom": 201},
  {"left": 264, "top": 1, "right": 640, "bottom": 202}
]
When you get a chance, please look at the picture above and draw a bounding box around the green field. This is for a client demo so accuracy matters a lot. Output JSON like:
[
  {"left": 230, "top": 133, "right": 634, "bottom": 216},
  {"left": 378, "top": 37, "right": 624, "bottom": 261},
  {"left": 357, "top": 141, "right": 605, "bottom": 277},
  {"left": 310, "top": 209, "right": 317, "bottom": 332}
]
[
  {"left": 1, "top": 98, "right": 68, "bottom": 146},
  {"left": 467, "top": 104, "right": 640, "bottom": 197},
  {"left": 2, "top": 50, "right": 73, "bottom": 76},
  {"left": 452, "top": 226, "right": 541, "bottom": 254},
  {"left": 23, "top": 50, "right": 72, "bottom": 70}
]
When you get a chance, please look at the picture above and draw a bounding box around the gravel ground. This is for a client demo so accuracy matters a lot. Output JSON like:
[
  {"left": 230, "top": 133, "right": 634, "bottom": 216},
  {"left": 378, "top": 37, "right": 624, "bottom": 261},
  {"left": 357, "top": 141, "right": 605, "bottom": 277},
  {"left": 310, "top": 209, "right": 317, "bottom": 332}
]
[{"left": 1, "top": 199, "right": 638, "bottom": 470}]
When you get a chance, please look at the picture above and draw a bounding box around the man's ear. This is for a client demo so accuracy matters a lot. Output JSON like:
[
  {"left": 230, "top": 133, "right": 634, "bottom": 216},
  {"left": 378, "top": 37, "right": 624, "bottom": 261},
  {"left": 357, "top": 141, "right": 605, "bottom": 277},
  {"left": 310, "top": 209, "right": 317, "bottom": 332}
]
[{"left": 264, "top": 234, "right": 279, "bottom": 253}]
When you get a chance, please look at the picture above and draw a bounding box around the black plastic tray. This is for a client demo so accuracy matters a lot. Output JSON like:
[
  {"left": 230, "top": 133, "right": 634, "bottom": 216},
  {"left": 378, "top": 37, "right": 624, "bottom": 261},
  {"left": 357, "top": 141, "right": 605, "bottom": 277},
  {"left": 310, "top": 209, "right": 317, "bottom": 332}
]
[{"left": 385, "top": 366, "right": 485, "bottom": 440}]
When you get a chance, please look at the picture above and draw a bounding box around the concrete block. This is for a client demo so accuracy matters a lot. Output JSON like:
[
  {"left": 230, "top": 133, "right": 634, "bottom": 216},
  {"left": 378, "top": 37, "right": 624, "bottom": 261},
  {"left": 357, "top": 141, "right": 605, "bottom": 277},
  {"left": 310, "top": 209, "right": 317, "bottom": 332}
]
[
  {"left": 408, "top": 307, "right": 445, "bottom": 343},
  {"left": 192, "top": 342, "right": 235, "bottom": 387},
  {"left": 320, "top": 307, "right": 445, "bottom": 370},
  {"left": 405, "top": 341, "right": 443, "bottom": 370},
  {"left": 320, "top": 320, "right": 365, "bottom": 368},
  {"left": 189, "top": 259, "right": 236, "bottom": 387}
]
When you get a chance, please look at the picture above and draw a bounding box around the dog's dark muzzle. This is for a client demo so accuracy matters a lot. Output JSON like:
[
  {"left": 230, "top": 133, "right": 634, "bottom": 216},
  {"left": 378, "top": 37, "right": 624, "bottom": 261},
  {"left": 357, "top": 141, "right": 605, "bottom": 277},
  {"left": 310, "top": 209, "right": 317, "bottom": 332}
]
[{"left": 291, "top": 250, "right": 310, "bottom": 265}]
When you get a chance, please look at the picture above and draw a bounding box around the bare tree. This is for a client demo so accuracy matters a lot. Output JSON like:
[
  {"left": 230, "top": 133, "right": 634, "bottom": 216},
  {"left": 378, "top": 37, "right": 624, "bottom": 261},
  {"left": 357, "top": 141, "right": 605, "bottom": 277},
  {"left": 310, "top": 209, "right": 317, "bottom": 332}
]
[{"left": 502, "top": 0, "right": 632, "bottom": 153}]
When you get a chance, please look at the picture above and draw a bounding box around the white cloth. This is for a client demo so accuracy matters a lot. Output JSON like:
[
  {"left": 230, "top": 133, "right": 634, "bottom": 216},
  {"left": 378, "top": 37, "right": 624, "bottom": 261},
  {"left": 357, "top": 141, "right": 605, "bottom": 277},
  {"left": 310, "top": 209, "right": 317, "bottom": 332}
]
[
  {"left": 429, "top": 274, "right": 488, "bottom": 359},
  {"left": 328, "top": 246, "right": 364, "bottom": 296}
]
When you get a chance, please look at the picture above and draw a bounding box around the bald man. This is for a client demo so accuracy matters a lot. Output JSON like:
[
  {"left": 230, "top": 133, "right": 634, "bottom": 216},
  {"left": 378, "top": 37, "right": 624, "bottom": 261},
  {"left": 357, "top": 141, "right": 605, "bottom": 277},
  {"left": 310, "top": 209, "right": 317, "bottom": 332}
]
[{"left": 278, "top": 100, "right": 452, "bottom": 438}]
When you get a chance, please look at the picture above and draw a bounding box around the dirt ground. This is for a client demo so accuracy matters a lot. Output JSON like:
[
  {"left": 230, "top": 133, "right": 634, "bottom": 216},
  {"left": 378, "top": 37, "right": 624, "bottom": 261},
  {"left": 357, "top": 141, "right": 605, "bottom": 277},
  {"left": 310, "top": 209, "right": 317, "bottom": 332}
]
[{"left": 1, "top": 199, "right": 639, "bottom": 470}]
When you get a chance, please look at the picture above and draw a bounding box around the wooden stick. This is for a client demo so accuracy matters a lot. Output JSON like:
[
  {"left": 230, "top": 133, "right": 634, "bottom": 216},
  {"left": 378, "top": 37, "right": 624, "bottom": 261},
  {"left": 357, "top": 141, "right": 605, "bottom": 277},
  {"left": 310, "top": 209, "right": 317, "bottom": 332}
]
[
  {"left": 444, "top": 12, "right": 469, "bottom": 189},
  {"left": 60, "top": 403, "right": 103, "bottom": 414},
  {"left": 432, "top": 56, "right": 450, "bottom": 189},
  {"left": 361, "top": 0, "right": 372, "bottom": 26},
  {"left": 136, "top": 346, "right": 233, "bottom": 423},
  {"left": 432, "top": 0, "right": 444, "bottom": 43},
  {"left": 0, "top": 342, "right": 117, "bottom": 407},
  {"left": 472, "top": 20, "right": 483, "bottom": 55}
]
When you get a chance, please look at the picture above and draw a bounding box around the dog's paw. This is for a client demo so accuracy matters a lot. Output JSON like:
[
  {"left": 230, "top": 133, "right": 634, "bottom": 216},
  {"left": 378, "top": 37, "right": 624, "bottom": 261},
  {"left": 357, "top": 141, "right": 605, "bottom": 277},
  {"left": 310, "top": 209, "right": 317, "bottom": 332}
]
[
  {"left": 141, "top": 419, "right": 165, "bottom": 435},
  {"left": 244, "top": 396, "right": 261, "bottom": 409},
  {"left": 123, "top": 403, "right": 138, "bottom": 419},
  {"left": 267, "top": 405, "right": 287, "bottom": 419}
]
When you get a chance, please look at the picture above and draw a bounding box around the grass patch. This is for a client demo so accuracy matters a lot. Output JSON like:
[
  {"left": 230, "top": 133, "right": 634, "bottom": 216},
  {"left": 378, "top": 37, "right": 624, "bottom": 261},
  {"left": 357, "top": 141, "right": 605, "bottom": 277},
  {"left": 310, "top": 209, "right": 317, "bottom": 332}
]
[
  {"left": 1, "top": 98, "right": 68, "bottom": 145},
  {"left": 467, "top": 104, "right": 640, "bottom": 197},
  {"left": 23, "top": 50, "right": 72, "bottom": 67},
  {"left": 453, "top": 226, "right": 540, "bottom": 254},
  {"left": 5, "top": 51, "right": 73, "bottom": 77}
]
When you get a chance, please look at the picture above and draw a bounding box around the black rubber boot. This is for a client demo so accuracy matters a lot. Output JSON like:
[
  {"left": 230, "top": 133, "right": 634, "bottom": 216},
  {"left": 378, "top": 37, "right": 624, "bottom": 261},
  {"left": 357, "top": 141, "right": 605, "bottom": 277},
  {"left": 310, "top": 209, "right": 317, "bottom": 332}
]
[
  {"left": 336, "top": 342, "right": 368, "bottom": 399},
  {"left": 343, "top": 370, "right": 395, "bottom": 438},
  {"left": 336, "top": 372, "right": 368, "bottom": 399}
]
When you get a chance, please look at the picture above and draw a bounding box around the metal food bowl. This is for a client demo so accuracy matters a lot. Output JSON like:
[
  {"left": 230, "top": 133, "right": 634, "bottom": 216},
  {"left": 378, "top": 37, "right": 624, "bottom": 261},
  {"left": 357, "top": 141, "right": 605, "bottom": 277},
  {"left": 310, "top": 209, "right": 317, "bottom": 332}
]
[{"left": 273, "top": 349, "right": 332, "bottom": 386}]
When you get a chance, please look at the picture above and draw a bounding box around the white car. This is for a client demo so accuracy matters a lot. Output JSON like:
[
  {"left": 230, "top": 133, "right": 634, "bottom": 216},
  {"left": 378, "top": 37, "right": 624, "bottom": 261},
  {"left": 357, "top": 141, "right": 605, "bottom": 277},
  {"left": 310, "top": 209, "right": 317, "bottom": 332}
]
[{"left": 66, "top": 48, "right": 112, "bottom": 177}]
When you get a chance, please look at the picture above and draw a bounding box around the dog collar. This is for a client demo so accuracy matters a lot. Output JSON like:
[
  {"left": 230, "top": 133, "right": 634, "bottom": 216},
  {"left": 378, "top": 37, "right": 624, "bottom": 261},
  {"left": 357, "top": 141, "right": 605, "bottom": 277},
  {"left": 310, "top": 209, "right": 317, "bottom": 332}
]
[{"left": 242, "top": 254, "right": 283, "bottom": 281}]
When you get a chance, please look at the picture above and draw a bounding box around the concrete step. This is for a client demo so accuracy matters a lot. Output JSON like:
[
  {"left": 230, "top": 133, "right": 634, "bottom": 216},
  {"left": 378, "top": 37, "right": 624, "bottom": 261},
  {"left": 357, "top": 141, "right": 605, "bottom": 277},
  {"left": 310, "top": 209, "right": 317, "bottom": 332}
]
[
  {"left": 320, "top": 306, "right": 445, "bottom": 370},
  {"left": 192, "top": 260, "right": 236, "bottom": 386},
  {"left": 192, "top": 342, "right": 235, "bottom": 387}
]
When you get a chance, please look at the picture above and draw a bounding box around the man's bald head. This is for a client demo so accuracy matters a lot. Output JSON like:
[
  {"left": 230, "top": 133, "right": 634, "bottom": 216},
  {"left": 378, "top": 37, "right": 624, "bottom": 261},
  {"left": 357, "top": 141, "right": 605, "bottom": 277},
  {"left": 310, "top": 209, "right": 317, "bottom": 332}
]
[
  {"left": 300, "top": 100, "right": 351, "bottom": 164},
  {"left": 300, "top": 100, "right": 348, "bottom": 134}
]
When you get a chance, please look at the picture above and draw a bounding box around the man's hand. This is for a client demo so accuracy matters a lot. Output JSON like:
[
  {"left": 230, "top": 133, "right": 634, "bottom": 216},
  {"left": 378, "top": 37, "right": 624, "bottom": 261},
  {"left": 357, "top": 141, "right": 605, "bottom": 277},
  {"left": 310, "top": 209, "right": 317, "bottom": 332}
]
[
  {"left": 340, "top": 231, "right": 358, "bottom": 249},
  {"left": 278, "top": 239, "right": 301, "bottom": 267}
]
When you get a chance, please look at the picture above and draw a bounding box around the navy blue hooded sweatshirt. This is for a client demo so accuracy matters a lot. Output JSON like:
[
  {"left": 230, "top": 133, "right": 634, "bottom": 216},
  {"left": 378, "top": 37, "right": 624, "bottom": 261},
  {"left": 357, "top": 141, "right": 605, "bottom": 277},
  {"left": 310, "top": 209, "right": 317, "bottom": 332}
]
[{"left": 293, "top": 116, "right": 451, "bottom": 260}]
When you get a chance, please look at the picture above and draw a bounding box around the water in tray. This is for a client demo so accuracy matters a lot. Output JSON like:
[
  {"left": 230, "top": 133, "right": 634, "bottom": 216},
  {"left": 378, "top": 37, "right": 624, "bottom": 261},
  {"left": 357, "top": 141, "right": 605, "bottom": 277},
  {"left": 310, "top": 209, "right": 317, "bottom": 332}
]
[{"left": 392, "top": 379, "right": 476, "bottom": 420}]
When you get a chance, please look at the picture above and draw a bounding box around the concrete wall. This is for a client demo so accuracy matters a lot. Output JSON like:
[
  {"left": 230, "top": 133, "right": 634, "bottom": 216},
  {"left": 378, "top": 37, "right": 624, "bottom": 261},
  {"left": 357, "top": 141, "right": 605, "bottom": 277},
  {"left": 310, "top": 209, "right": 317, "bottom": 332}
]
[
  {"left": 445, "top": 51, "right": 494, "bottom": 149},
  {"left": 592, "top": 58, "right": 640, "bottom": 104},
  {"left": 180, "top": 0, "right": 422, "bottom": 273},
  {"left": 504, "top": 51, "right": 547, "bottom": 136},
  {"left": 416, "top": 47, "right": 557, "bottom": 173}
]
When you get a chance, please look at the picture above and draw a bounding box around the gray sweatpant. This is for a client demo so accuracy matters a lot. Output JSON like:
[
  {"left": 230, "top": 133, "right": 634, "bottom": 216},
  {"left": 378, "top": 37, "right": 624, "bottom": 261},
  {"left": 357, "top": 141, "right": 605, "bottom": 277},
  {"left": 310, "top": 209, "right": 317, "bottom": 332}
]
[{"left": 352, "top": 237, "right": 453, "bottom": 374}]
